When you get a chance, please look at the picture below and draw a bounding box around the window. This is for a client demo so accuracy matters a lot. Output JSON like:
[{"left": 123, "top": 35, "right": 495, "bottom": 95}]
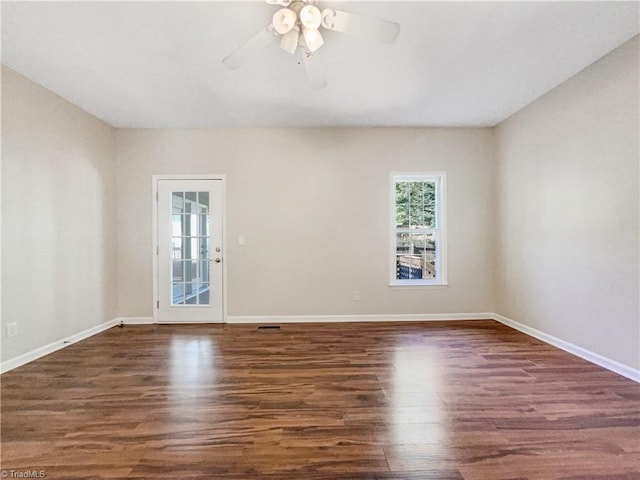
[{"left": 390, "top": 173, "right": 447, "bottom": 286}]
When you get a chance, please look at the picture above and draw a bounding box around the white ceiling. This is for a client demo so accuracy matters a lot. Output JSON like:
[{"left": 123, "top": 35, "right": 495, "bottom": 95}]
[{"left": 2, "top": 1, "right": 638, "bottom": 128}]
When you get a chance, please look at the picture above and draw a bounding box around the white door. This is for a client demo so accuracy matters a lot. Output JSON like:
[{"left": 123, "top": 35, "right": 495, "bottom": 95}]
[{"left": 156, "top": 179, "right": 224, "bottom": 322}]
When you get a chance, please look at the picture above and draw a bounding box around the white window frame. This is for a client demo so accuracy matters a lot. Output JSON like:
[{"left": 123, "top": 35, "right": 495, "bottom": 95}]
[{"left": 389, "top": 172, "right": 448, "bottom": 287}]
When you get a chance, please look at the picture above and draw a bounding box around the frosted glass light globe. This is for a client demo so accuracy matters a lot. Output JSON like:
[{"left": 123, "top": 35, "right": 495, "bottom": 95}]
[
  {"left": 299, "top": 5, "right": 322, "bottom": 30},
  {"left": 273, "top": 8, "right": 297, "bottom": 34}
]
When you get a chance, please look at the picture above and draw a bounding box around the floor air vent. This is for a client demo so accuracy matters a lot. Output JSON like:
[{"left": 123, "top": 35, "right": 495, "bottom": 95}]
[{"left": 256, "top": 325, "right": 281, "bottom": 330}]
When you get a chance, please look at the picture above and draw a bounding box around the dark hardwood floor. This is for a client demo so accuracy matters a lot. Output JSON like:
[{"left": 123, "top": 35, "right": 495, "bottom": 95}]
[{"left": 1, "top": 320, "right": 639, "bottom": 479}]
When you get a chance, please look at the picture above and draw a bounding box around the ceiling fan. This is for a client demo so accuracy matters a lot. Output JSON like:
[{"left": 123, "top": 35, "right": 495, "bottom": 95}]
[{"left": 222, "top": 0, "right": 401, "bottom": 89}]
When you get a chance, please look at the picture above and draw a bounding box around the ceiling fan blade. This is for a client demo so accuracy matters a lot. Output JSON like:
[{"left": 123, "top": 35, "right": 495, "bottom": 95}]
[
  {"left": 299, "top": 46, "right": 328, "bottom": 90},
  {"left": 321, "top": 9, "right": 400, "bottom": 44},
  {"left": 223, "top": 24, "right": 279, "bottom": 70}
]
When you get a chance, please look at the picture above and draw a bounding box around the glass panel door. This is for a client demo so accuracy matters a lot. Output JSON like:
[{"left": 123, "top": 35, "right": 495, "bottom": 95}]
[{"left": 156, "top": 178, "right": 224, "bottom": 323}]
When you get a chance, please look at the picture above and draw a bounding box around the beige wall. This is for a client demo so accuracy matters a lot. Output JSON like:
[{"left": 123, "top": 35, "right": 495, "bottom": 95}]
[
  {"left": 1, "top": 66, "right": 117, "bottom": 362},
  {"left": 116, "top": 128, "right": 496, "bottom": 318},
  {"left": 2, "top": 36, "right": 638, "bottom": 375},
  {"left": 495, "top": 37, "right": 640, "bottom": 369}
]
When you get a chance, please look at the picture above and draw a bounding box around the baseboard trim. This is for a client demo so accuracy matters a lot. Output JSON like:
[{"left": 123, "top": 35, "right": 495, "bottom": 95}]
[
  {"left": 227, "top": 313, "right": 493, "bottom": 324},
  {"left": 492, "top": 313, "right": 640, "bottom": 383},
  {"left": 115, "top": 317, "right": 155, "bottom": 325},
  {"left": 1, "top": 319, "right": 118, "bottom": 374}
]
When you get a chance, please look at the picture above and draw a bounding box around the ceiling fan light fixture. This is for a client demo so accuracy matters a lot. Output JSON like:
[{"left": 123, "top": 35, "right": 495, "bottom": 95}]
[
  {"left": 272, "top": 8, "right": 297, "bottom": 35},
  {"left": 299, "top": 5, "right": 322, "bottom": 30},
  {"left": 223, "top": 0, "right": 401, "bottom": 88},
  {"left": 302, "top": 27, "right": 324, "bottom": 52}
]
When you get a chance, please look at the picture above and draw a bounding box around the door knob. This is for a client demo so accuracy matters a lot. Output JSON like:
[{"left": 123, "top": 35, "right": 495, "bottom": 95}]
[{"left": 214, "top": 258, "right": 222, "bottom": 263}]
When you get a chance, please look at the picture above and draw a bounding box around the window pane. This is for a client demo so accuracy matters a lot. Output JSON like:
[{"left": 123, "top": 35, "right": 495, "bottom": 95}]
[
  {"left": 183, "top": 214, "right": 197, "bottom": 236},
  {"left": 411, "top": 234, "right": 426, "bottom": 279},
  {"left": 184, "top": 260, "right": 198, "bottom": 282},
  {"left": 409, "top": 206, "right": 424, "bottom": 229},
  {"left": 396, "top": 233, "right": 410, "bottom": 255},
  {"left": 185, "top": 283, "right": 197, "bottom": 304},
  {"left": 199, "top": 215, "right": 209, "bottom": 237},
  {"left": 172, "top": 283, "right": 185, "bottom": 305},
  {"left": 200, "top": 260, "right": 210, "bottom": 283},
  {"left": 396, "top": 205, "right": 409, "bottom": 228},
  {"left": 191, "top": 238, "right": 199, "bottom": 259},
  {"left": 185, "top": 192, "right": 197, "bottom": 213},
  {"left": 172, "top": 192, "right": 184, "bottom": 214},
  {"left": 395, "top": 233, "right": 414, "bottom": 280},
  {"left": 395, "top": 182, "right": 409, "bottom": 204},
  {"left": 172, "top": 215, "right": 183, "bottom": 236},
  {"left": 416, "top": 233, "right": 437, "bottom": 279},
  {"left": 184, "top": 282, "right": 198, "bottom": 303},
  {"left": 424, "top": 182, "right": 436, "bottom": 205},
  {"left": 171, "top": 237, "right": 183, "bottom": 259},
  {"left": 423, "top": 206, "right": 436, "bottom": 228},
  {"left": 172, "top": 260, "right": 185, "bottom": 282},
  {"left": 198, "top": 192, "right": 209, "bottom": 213},
  {"left": 198, "top": 238, "right": 210, "bottom": 260},
  {"left": 396, "top": 254, "right": 421, "bottom": 280},
  {"left": 180, "top": 238, "right": 197, "bottom": 260},
  {"left": 409, "top": 182, "right": 423, "bottom": 205}
]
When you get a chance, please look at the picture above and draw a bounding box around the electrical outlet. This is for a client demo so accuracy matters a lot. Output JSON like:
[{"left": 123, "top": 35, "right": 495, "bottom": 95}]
[
  {"left": 353, "top": 291, "right": 360, "bottom": 301},
  {"left": 6, "top": 322, "right": 17, "bottom": 338},
  {"left": 238, "top": 235, "right": 245, "bottom": 246}
]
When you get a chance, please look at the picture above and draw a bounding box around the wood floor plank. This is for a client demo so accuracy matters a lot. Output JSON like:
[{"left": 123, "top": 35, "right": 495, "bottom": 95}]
[{"left": 1, "top": 320, "right": 638, "bottom": 479}]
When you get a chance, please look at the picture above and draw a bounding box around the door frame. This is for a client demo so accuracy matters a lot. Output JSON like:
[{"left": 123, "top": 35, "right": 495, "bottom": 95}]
[{"left": 152, "top": 174, "right": 228, "bottom": 323}]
